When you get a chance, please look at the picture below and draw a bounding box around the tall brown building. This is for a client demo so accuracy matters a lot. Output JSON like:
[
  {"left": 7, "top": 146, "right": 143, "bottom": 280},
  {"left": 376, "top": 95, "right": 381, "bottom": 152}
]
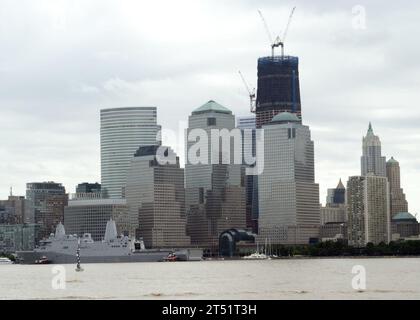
[
  {"left": 386, "top": 157, "right": 408, "bottom": 218},
  {"left": 126, "top": 145, "right": 190, "bottom": 249},
  {"left": 26, "top": 182, "right": 68, "bottom": 241},
  {"left": 0, "top": 195, "right": 28, "bottom": 224}
]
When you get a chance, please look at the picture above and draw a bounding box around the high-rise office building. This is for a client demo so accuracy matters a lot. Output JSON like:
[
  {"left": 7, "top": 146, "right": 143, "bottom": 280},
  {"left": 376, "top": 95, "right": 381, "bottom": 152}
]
[
  {"left": 258, "top": 112, "right": 320, "bottom": 245},
  {"left": 26, "top": 182, "right": 68, "bottom": 241},
  {"left": 347, "top": 176, "right": 390, "bottom": 246},
  {"left": 0, "top": 195, "right": 28, "bottom": 224},
  {"left": 185, "top": 100, "right": 246, "bottom": 251},
  {"left": 126, "top": 145, "right": 190, "bottom": 248},
  {"left": 236, "top": 116, "right": 256, "bottom": 130},
  {"left": 236, "top": 115, "right": 258, "bottom": 232},
  {"left": 255, "top": 56, "right": 301, "bottom": 128},
  {"left": 100, "top": 107, "right": 161, "bottom": 199},
  {"left": 326, "top": 179, "right": 346, "bottom": 206},
  {"left": 386, "top": 157, "right": 409, "bottom": 218},
  {"left": 76, "top": 182, "right": 101, "bottom": 194},
  {"left": 64, "top": 198, "right": 129, "bottom": 241},
  {"left": 361, "top": 123, "right": 386, "bottom": 177},
  {"left": 74, "top": 182, "right": 102, "bottom": 199},
  {"left": 321, "top": 180, "right": 347, "bottom": 239},
  {"left": 320, "top": 206, "right": 347, "bottom": 225}
]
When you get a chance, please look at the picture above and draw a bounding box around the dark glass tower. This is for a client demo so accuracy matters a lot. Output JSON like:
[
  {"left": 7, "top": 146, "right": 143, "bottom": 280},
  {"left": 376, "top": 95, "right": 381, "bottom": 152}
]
[
  {"left": 333, "top": 179, "right": 346, "bottom": 205},
  {"left": 255, "top": 56, "right": 301, "bottom": 128}
]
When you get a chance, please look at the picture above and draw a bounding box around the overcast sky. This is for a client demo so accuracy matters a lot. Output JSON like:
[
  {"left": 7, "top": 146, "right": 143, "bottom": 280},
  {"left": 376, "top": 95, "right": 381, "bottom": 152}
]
[{"left": 0, "top": 0, "right": 419, "bottom": 216}]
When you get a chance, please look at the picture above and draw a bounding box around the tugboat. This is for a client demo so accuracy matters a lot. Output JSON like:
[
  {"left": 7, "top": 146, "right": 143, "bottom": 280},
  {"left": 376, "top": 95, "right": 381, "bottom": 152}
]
[
  {"left": 35, "top": 256, "right": 51, "bottom": 264},
  {"left": 164, "top": 253, "right": 178, "bottom": 262}
]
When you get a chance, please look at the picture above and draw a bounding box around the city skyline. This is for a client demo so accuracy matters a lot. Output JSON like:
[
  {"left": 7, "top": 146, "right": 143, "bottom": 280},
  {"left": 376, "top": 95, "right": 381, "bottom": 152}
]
[{"left": 1, "top": 1, "right": 419, "bottom": 216}]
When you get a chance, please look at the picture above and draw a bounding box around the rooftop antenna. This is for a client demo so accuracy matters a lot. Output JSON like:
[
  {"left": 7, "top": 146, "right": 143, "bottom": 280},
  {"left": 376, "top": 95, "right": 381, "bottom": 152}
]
[
  {"left": 258, "top": 7, "right": 296, "bottom": 57},
  {"left": 9, "top": 186, "right": 13, "bottom": 197},
  {"left": 238, "top": 70, "right": 256, "bottom": 113}
]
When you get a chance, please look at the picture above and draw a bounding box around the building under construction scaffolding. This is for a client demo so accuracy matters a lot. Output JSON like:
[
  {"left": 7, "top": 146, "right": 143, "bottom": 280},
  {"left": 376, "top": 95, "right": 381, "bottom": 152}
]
[{"left": 255, "top": 55, "right": 301, "bottom": 128}]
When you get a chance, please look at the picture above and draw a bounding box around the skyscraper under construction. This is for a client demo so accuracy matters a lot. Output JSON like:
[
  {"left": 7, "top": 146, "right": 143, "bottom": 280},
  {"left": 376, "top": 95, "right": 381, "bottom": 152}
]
[{"left": 255, "top": 55, "right": 301, "bottom": 128}]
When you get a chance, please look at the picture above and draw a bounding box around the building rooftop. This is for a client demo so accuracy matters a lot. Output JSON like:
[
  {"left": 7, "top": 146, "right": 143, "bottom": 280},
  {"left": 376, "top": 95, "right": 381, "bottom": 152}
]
[
  {"left": 392, "top": 212, "right": 417, "bottom": 221},
  {"left": 387, "top": 157, "right": 399, "bottom": 164},
  {"left": 336, "top": 179, "right": 345, "bottom": 190},
  {"left": 192, "top": 100, "right": 232, "bottom": 115},
  {"left": 271, "top": 112, "right": 300, "bottom": 124}
]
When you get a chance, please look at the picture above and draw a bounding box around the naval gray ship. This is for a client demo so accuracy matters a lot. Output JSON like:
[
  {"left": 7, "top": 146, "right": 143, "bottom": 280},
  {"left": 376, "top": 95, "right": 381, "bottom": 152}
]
[{"left": 17, "top": 219, "right": 175, "bottom": 264}]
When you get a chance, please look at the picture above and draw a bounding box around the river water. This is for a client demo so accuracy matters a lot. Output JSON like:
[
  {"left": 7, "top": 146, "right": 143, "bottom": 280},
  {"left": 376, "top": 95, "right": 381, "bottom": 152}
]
[{"left": 1, "top": 258, "right": 419, "bottom": 299}]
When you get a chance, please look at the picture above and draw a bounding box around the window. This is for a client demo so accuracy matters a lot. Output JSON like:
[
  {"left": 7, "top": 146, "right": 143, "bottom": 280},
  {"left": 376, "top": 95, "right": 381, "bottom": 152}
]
[
  {"left": 288, "top": 128, "right": 296, "bottom": 139},
  {"left": 207, "top": 117, "right": 216, "bottom": 126},
  {"left": 199, "top": 188, "right": 204, "bottom": 204}
]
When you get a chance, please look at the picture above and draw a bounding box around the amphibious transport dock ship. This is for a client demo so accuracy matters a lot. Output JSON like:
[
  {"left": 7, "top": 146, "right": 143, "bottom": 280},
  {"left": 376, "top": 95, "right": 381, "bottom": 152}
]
[{"left": 17, "top": 220, "right": 201, "bottom": 264}]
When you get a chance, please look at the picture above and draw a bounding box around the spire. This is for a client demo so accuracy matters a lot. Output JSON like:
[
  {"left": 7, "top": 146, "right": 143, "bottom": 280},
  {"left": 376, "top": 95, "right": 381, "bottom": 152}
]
[
  {"left": 367, "top": 122, "right": 373, "bottom": 134},
  {"left": 336, "top": 178, "right": 345, "bottom": 190}
]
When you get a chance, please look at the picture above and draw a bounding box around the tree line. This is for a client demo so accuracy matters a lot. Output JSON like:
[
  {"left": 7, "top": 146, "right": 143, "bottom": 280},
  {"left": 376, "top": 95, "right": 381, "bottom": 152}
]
[{"left": 266, "top": 240, "right": 420, "bottom": 257}]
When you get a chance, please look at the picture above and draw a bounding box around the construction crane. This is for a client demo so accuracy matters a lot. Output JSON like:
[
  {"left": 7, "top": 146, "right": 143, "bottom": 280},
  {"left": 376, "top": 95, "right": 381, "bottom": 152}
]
[
  {"left": 258, "top": 7, "right": 296, "bottom": 57},
  {"left": 238, "top": 70, "right": 256, "bottom": 113}
]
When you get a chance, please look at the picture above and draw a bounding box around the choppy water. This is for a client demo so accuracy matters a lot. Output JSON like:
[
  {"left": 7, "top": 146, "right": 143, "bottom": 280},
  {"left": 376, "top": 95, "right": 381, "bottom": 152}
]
[{"left": 1, "top": 258, "right": 420, "bottom": 300}]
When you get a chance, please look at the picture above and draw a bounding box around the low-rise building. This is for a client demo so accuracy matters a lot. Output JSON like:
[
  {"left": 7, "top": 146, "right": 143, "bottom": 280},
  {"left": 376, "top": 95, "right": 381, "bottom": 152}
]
[
  {"left": 0, "top": 224, "right": 39, "bottom": 252},
  {"left": 391, "top": 212, "right": 419, "bottom": 240},
  {"left": 64, "top": 198, "right": 129, "bottom": 241},
  {"left": 320, "top": 223, "right": 347, "bottom": 242}
]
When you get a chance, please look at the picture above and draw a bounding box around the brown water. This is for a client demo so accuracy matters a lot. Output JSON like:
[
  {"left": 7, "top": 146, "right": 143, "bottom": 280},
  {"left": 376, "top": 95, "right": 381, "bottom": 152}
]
[{"left": 1, "top": 258, "right": 419, "bottom": 299}]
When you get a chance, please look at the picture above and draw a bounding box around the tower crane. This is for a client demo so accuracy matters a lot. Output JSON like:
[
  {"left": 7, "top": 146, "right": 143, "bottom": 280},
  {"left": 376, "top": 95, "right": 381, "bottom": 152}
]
[
  {"left": 238, "top": 70, "right": 256, "bottom": 113},
  {"left": 258, "top": 7, "right": 296, "bottom": 57}
]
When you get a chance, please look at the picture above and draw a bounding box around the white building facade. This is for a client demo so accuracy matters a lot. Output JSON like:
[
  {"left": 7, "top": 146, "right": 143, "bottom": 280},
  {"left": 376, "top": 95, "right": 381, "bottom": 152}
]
[{"left": 347, "top": 175, "right": 391, "bottom": 246}]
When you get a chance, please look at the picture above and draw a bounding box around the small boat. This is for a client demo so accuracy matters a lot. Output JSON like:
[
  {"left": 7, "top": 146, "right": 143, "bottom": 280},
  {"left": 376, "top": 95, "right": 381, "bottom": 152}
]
[
  {"left": 35, "top": 256, "right": 51, "bottom": 264},
  {"left": 243, "top": 240, "right": 269, "bottom": 260},
  {"left": 0, "top": 257, "right": 13, "bottom": 264},
  {"left": 164, "top": 253, "right": 178, "bottom": 262},
  {"left": 242, "top": 252, "right": 269, "bottom": 260}
]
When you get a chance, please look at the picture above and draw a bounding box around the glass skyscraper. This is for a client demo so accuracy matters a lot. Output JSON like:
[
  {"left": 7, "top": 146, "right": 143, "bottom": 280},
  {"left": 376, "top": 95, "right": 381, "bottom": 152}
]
[
  {"left": 100, "top": 107, "right": 161, "bottom": 199},
  {"left": 255, "top": 56, "right": 301, "bottom": 128}
]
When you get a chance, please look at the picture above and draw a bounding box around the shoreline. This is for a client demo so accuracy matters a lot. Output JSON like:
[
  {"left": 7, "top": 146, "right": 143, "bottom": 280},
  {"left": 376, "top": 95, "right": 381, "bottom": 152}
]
[{"left": 220, "top": 255, "right": 420, "bottom": 261}]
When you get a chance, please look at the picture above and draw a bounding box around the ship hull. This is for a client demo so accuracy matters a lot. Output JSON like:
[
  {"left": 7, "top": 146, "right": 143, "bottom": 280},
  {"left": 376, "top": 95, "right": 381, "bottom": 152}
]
[{"left": 16, "top": 250, "right": 172, "bottom": 265}]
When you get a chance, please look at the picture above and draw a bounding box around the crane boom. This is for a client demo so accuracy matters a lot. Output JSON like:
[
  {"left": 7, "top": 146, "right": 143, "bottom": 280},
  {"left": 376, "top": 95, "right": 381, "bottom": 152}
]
[
  {"left": 258, "top": 7, "right": 296, "bottom": 57},
  {"left": 239, "top": 71, "right": 251, "bottom": 94},
  {"left": 258, "top": 10, "right": 273, "bottom": 46},
  {"left": 238, "top": 71, "right": 256, "bottom": 113},
  {"left": 281, "top": 6, "right": 296, "bottom": 46}
]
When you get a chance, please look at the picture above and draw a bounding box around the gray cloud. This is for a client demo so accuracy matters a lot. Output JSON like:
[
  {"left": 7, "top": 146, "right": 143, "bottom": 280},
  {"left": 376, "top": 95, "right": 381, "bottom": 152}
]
[{"left": 0, "top": 0, "right": 419, "bottom": 215}]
